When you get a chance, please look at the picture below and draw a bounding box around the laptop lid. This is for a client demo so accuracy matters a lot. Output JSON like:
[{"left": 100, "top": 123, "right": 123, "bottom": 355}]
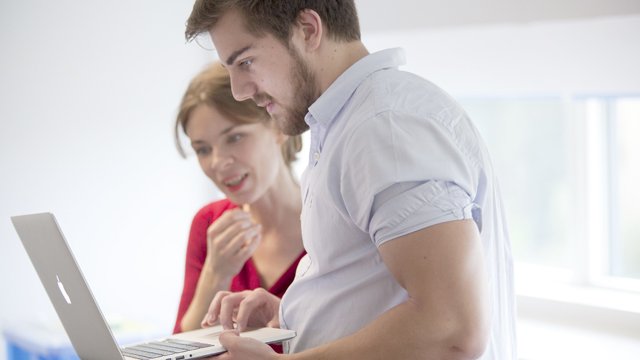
[{"left": 11, "top": 212, "right": 124, "bottom": 360}]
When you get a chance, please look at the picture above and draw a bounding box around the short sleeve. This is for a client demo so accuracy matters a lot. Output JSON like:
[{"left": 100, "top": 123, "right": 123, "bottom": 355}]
[
  {"left": 370, "top": 180, "right": 478, "bottom": 246},
  {"left": 339, "top": 110, "right": 480, "bottom": 246}
]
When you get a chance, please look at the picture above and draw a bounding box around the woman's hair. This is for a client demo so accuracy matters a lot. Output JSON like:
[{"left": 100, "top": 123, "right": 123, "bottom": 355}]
[
  {"left": 185, "top": 0, "right": 360, "bottom": 47},
  {"left": 174, "top": 62, "right": 302, "bottom": 167}
]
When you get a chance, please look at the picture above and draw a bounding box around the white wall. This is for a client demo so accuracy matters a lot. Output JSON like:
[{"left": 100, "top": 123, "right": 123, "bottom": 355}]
[
  {"left": 362, "top": 14, "right": 640, "bottom": 96},
  {"left": 356, "top": 0, "right": 640, "bottom": 31},
  {"left": 0, "top": 0, "right": 217, "bottom": 348}
]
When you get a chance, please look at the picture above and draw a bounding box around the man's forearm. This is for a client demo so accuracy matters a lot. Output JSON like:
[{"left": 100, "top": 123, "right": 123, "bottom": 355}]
[{"left": 287, "top": 297, "right": 488, "bottom": 360}]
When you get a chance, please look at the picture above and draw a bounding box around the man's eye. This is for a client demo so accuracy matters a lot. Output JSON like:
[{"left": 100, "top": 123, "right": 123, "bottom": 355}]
[{"left": 240, "top": 59, "right": 253, "bottom": 67}]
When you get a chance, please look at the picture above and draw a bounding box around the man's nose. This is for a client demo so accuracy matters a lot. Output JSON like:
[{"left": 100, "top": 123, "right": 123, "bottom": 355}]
[{"left": 229, "top": 72, "right": 255, "bottom": 102}]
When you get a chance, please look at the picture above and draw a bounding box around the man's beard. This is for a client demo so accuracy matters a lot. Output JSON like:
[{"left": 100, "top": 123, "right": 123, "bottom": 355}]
[{"left": 275, "top": 48, "right": 317, "bottom": 136}]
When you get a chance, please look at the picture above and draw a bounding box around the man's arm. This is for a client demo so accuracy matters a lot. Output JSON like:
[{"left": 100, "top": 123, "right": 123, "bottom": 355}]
[{"left": 287, "top": 219, "right": 490, "bottom": 360}]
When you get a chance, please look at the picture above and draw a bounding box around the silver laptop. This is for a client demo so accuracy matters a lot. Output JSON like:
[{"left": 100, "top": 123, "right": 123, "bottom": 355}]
[{"left": 11, "top": 212, "right": 295, "bottom": 360}]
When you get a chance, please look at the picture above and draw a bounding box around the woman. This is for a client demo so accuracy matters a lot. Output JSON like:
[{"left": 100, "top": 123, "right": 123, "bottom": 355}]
[{"left": 172, "top": 62, "right": 305, "bottom": 338}]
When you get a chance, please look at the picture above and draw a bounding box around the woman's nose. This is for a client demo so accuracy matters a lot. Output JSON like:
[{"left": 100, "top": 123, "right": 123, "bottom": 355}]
[{"left": 209, "top": 149, "right": 233, "bottom": 170}]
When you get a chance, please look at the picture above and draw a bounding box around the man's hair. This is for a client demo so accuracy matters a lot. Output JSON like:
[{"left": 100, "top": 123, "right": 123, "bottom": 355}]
[
  {"left": 185, "top": 0, "right": 360, "bottom": 46},
  {"left": 174, "top": 62, "right": 302, "bottom": 167}
]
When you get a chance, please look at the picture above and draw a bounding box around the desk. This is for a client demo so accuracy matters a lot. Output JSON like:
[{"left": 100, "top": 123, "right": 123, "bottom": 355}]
[{"left": 3, "top": 318, "right": 164, "bottom": 360}]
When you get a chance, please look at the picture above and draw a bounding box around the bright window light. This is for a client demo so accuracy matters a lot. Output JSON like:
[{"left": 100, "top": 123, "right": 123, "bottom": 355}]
[
  {"left": 460, "top": 95, "right": 640, "bottom": 290},
  {"left": 460, "top": 98, "right": 574, "bottom": 269}
]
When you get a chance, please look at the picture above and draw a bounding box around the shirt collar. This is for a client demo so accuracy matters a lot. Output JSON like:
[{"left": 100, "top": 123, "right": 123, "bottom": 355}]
[{"left": 306, "top": 48, "right": 406, "bottom": 129}]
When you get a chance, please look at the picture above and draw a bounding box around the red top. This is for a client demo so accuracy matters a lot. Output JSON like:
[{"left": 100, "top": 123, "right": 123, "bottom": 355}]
[{"left": 173, "top": 199, "right": 305, "bottom": 335}]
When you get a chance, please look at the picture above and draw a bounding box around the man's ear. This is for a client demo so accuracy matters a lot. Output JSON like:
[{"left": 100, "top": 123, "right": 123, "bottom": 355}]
[{"left": 293, "top": 9, "right": 323, "bottom": 52}]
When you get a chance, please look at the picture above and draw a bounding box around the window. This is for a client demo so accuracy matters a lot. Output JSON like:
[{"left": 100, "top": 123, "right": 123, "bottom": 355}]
[
  {"left": 460, "top": 98, "right": 574, "bottom": 269},
  {"left": 459, "top": 95, "right": 640, "bottom": 290}
]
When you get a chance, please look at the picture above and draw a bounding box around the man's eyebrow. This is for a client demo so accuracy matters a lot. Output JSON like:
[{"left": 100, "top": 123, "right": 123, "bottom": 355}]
[{"left": 225, "top": 45, "right": 252, "bottom": 66}]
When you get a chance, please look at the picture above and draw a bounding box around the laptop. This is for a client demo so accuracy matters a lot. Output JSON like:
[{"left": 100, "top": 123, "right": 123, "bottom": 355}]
[{"left": 11, "top": 212, "right": 296, "bottom": 360}]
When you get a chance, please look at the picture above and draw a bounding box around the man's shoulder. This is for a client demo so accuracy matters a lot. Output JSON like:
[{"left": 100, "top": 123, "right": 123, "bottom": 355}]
[
  {"left": 333, "top": 69, "right": 473, "bottom": 159},
  {"left": 357, "top": 69, "right": 456, "bottom": 116},
  {"left": 370, "top": 68, "right": 434, "bottom": 93}
]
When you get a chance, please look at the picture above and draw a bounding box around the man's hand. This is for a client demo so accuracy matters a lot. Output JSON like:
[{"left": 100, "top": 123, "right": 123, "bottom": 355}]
[
  {"left": 213, "top": 331, "right": 279, "bottom": 360},
  {"left": 202, "top": 288, "right": 281, "bottom": 332}
]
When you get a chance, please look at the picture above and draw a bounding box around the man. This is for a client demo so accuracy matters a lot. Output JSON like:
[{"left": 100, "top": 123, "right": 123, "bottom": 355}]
[{"left": 185, "top": 1, "right": 516, "bottom": 359}]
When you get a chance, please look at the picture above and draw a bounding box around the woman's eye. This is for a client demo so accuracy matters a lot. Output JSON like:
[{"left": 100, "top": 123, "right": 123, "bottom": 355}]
[
  {"left": 227, "top": 134, "right": 243, "bottom": 144},
  {"left": 194, "top": 147, "right": 211, "bottom": 156},
  {"left": 240, "top": 59, "right": 253, "bottom": 67}
]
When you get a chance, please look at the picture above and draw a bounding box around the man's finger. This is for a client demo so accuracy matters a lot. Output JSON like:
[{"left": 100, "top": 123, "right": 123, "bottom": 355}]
[
  {"left": 219, "top": 330, "right": 241, "bottom": 349},
  {"left": 219, "top": 291, "right": 249, "bottom": 330},
  {"left": 202, "top": 290, "right": 231, "bottom": 328},
  {"left": 233, "top": 288, "right": 271, "bottom": 332}
]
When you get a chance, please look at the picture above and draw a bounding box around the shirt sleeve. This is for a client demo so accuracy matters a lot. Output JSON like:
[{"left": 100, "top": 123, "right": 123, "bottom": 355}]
[{"left": 339, "top": 109, "right": 482, "bottom": 247}]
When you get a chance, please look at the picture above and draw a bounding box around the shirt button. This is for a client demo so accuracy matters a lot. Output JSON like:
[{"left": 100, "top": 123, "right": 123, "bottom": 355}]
[{"left": 313, "top": 152, "right": 320, "bottom": 161}]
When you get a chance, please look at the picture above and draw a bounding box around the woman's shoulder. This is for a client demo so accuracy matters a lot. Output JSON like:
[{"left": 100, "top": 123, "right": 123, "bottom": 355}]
[{"left": 193, "top": 198, "right": 238, "bottom": 223}]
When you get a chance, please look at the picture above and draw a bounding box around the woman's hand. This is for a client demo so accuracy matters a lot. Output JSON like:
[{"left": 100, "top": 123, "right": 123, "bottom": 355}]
[
  {"left": 178, "top": 208, "right": 261, "bottom": 332},
  {"left": 204, "top": 209, "right": 262, "bottom": 280}
]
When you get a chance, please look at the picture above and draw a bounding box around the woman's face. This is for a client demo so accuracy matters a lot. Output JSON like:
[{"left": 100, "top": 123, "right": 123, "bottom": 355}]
[{"left": 185, "top": 104, "right": 285, "bottom": 205}]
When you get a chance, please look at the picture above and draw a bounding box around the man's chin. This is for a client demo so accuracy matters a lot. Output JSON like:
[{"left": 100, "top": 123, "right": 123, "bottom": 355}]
[{"left": 279, "top": 119, "right": 309, "bottom": 136}]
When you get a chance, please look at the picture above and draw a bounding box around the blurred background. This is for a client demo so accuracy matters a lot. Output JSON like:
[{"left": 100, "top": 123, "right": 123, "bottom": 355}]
[{"left": 1, "top": 0, "right": 639, "bottom": 359}]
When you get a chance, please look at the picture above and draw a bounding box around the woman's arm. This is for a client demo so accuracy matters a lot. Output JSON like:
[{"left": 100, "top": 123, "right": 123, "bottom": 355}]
[
  {"left": 178, "top": 208, "right": 261, "bottom": 332},
  {"left": 180, "top": 260, "right": 234, "bottom": 331}
]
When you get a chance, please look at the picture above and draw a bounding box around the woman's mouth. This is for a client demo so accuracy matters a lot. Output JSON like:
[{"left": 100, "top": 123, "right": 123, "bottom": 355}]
[{"left": 223, "top": 173, "right": 248, "bottom": 192}]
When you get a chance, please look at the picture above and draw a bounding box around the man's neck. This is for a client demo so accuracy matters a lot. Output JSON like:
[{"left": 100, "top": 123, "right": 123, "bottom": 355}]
[{"left": 315, "top": 40, "right": 369, "bottom": 94}]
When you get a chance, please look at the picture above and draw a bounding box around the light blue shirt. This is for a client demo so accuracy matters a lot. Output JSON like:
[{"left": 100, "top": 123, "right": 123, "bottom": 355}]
[{"left": 280, "top": 48, "right": 516, "bottom": 359}]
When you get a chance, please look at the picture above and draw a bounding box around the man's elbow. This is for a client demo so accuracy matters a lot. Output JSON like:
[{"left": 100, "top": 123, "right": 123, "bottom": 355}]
[
  {"left": 449, "top": 334, "right": 488, "bottom": 359},
  {"left": 446, "top": 320, "right": 490, "bottom": 360}
]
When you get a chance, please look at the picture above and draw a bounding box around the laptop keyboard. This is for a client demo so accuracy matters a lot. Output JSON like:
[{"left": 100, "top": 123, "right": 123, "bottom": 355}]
[{"left": 121, "top": 338, "right": 212, "bottom": 359}]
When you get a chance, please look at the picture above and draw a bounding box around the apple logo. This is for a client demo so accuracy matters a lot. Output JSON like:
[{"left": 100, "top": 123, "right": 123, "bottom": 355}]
[{"left": 56, "top": 275, "right": 72, "bottom": 304}]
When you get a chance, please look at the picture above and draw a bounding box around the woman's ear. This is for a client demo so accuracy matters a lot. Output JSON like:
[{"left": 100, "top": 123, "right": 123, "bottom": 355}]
[
  {"left": 293, "top": 9, "right": 323, "bottom": 52},
  {"left": 275, "top": 131, "right": 288, "bottom": 146},
  {"left": 265, "top": 120, "right": 288, "bottom": 145}
]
